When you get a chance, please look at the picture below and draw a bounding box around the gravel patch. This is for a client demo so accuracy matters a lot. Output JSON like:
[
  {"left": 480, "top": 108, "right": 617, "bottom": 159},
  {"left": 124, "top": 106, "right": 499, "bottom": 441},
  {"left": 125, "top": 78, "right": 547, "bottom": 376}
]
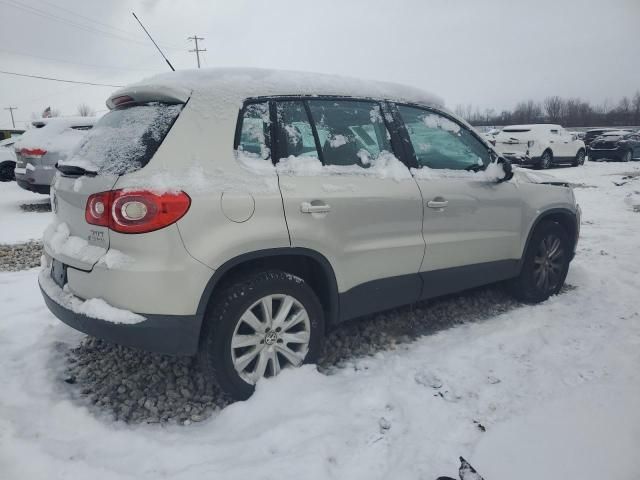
[
  {"left": 0, "top": 241, "right": 43, "bottom": 271},
  {"left": 63, "top": 283, "right": 525, "bottom": 425},
  {"left": 20, "top": 202, "right": 51, "bottom": 213}
]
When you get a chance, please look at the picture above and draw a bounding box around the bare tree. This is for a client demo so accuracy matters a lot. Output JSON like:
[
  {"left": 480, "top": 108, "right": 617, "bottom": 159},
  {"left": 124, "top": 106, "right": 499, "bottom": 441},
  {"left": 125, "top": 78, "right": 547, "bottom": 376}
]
[
  {"left": 544, "top": 96, "right": 564, "bottom": 123},
  {"left": 77, "top": 103, "right": 95, "bottom": 117},
  {"left": 633, "top": 91, "right": 640, "bottom": 124}
]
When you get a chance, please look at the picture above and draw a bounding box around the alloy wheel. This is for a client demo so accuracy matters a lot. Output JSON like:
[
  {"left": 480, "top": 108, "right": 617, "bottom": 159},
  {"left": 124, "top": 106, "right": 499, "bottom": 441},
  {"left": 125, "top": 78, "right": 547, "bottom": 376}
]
[
  {"left": 230, "top": 294, "right": 311, "bottom": 384},
  {"left": 533, "top": 233, "right": 565, "bottom": 293},
  {"left": 541, "top": 152, "right": 551, "bottom": 169}
]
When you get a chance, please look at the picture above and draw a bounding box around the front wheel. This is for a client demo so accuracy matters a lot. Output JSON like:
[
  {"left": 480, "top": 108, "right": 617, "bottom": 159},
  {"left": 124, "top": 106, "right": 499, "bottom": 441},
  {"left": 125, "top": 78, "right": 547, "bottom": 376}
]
[
  {"left": 537, "top": 150, "right": 552, "bottom": 170},
  {"left": 508, "top": 221, "right": 571, "bottom": 303},
  {"left": 199, "top": 270, "right": 325, "bottom": 400},
  {"left": 573, "top": 149, "right": 586, "bottom": 166}
]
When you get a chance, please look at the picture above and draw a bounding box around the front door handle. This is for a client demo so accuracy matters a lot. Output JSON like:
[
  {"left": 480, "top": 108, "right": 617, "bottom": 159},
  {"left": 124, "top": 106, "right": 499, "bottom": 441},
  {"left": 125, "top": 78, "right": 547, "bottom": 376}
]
[
  {"left": 427, "top": 198, "right": 449, "bottom": 209},
  {"left": 300, "top": 201, "right": 331, "bottom": 214}
]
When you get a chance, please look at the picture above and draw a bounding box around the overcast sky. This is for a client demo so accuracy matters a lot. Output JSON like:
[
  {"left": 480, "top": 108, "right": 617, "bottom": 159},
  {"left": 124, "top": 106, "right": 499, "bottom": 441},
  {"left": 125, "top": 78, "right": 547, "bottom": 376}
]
[{"left": 1, "top": 0, "right": 639, "bottom": 129}]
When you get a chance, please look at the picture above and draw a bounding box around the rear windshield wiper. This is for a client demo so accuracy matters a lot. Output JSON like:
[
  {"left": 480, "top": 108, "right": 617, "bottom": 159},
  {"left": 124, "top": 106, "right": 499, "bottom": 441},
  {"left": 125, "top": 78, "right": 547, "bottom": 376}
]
[{"left": 55, "top": 163, "right": 98, "bottom": 177}]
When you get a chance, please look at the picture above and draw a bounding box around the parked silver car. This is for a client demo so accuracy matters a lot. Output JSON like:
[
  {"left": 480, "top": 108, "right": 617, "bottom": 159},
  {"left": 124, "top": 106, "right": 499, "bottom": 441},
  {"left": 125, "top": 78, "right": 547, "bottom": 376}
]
[
  {"left": 40, "top": 68, "right": 580, "bottom": 399},
  {"left": 14, "top": 117, "right": 96, "bottom": 194}
]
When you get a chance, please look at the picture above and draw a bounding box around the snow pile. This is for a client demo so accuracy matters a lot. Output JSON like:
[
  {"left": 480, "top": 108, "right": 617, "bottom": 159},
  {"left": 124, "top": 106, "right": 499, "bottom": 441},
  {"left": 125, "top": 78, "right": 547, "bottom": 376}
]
[
  {"left": 14, "top": 117, "right": 97, "bottom": 159},
  {"left": 111, "top": 67, "right": 444, "bottom": 114},
  {"left": 624, "top": 192, "right": 640, "bottom": 212},
  {"left": 276, "top": 151, "right": 412, "bottom": 181},
  {"left": 0, "top": 182, "right": 52, "bottom": 244},
  {"left": 96, "top": 249, "right": 134, "bottom": 269},
  {"left": 61, "top": 104, "right": 182, "bottom": 175},
  {"left": 43, "top": 222, "right": 106, "bottom": 265},
  {"left": 38, "top": 268, "right": 144, "bottom": 324},
  {"left": 118, "top": 162, "right": 279, "bottom": 195},
  {"left": 411, "top": 161, "right": 505, "bottom": 182}
]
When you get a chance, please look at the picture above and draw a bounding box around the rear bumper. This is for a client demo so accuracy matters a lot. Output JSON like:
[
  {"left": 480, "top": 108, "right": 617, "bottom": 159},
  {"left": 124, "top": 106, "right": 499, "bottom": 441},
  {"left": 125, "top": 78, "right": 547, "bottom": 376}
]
[
  {"left": 16, "top": 178, "right": 50, "bottom": 194},
  {"left": 588, "top": 149, "right": 625, "bottom": 161},
  {"left": 39, "top": 270, "right": 202, "bottom": 356}
]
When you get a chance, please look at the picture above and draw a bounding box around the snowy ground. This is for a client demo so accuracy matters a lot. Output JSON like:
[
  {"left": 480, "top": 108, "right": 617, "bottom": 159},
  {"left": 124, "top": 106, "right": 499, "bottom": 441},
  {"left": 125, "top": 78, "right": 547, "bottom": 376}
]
[
  {"left": 1, "top": 161, "right": 640, "bottom": 479},
  {"left": 0, "top": 181, "right": 51, "bottom": 244}
]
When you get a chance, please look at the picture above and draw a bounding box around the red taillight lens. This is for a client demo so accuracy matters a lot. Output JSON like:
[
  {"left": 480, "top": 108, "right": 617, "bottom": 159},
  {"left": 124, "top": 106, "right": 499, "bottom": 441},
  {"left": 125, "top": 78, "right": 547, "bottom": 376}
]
[
  {"left": 20, "top": 148, "right": 47, "bottom": 158},
  {"left": 111, "top": 95, "right": 135, "bottom": 107},
  {"left": 85, "top": 190, "right": 191, "bottom": 234}
]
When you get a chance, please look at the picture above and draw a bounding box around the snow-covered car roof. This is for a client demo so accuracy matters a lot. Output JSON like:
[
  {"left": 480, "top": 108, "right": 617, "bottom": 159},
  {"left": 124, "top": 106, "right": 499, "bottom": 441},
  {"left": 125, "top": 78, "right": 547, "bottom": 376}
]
[
  {"left": 14, "top": 116, "right": 98, "bottom": 155},
  {"left": 501, "top": 124, "right": 563, "bottom": 132},
  {"left": 107, "top": 67, "right": 444, "bottom": 111}
]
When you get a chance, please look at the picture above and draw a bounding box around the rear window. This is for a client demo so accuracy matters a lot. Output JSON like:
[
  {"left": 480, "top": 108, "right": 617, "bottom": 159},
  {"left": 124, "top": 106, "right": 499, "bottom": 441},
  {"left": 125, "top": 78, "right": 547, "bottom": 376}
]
[{"left": 62, "top": 103, "right": 182, "bottom": 175}]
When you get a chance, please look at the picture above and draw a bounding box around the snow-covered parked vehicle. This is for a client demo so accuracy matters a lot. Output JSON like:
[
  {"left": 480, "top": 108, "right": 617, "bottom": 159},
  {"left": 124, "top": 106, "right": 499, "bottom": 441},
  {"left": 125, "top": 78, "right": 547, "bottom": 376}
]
[
  {"left": 39, "top": 68, "right": 581, "bottom": 399},
  {"left": 494, "top": 124, "right": 586, "bottom": 169},
  {"left": 0, "top": 136, "right": 20, "bottom": 182},
  {"left": 14, "top": 117, "right": 96, "bottom": 194}
]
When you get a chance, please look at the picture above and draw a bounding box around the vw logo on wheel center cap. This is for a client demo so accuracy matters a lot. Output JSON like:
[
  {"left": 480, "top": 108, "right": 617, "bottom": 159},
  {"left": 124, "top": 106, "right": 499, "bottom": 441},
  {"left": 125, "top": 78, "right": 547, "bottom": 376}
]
[{"left": 264, "top": 330, "right": 278, "bottom": 345}]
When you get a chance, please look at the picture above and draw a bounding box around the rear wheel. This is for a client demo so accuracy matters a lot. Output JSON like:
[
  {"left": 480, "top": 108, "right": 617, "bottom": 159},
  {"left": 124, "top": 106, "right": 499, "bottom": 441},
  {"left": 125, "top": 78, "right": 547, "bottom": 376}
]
[
  {"left": 508, "top": 221, "right": 571, "bottom": 303},
  {"left": 572, "top": 149, "right": 586, "bottom": 166},
  {"left": 0, "top": 161, "right": 15, "bottom": 182},
  {"left": 199, "top": 270, "right": 324, "bottom": 400}
]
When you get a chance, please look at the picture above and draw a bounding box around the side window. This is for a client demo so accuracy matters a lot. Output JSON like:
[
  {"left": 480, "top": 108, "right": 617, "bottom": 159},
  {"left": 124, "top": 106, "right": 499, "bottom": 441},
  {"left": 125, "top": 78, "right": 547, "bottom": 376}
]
[
  {"left": 307, "top": 100, "right": 392, "bottom": 167},
  {"left": 237, "top": 102, "right": 271, "bottom": 160},
  {"left": 275, "top": 101, "right": 319, "bottom": 161},
  {"left": 397, "top": 105, "right": 490, "bottom": 170}
]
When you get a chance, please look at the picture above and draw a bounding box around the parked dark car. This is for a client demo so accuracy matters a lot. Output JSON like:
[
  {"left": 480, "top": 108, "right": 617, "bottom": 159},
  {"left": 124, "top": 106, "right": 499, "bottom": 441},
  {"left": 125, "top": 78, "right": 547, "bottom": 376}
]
[
  {"left": 589, "top": 131, "right": 640, "bottom": 162},
  {"left": 583, "top": 128, "right": 632, "bottom": 154}
]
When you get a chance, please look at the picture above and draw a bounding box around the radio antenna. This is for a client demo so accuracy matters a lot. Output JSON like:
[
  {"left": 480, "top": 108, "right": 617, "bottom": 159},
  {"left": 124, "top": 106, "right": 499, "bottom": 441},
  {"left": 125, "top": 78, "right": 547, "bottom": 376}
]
[{"left": 131, "top": 12, "right": 175, "bottom": 72}]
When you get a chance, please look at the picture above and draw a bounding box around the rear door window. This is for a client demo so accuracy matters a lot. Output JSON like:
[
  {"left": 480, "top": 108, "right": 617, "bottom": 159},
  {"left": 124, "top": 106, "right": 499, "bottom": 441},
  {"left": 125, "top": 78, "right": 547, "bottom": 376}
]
[
  {"left": 62, "top": 102, "right": 183, "bottom": 175},
  {"left": 274, "top": 101, "right": 319, "bottom": 161},
  {"left": 306, "top": 100, "right": 392, "bottom": 167}
]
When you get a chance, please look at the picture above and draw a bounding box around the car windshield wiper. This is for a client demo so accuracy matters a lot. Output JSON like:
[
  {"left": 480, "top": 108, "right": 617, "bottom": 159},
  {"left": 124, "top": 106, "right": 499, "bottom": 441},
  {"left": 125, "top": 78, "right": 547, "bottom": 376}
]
[{"left": 55, "top": 163, "right": 97, "bottom": 177}]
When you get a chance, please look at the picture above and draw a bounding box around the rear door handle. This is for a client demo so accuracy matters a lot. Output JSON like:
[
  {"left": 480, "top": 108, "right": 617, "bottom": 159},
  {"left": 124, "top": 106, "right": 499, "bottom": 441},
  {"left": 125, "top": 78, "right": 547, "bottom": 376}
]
[
  {"left": 427, "top": 199, "right": 449, "bottom": 209},
  {"left": 300, "top": 201, "right": 331, "bottom": 214}
]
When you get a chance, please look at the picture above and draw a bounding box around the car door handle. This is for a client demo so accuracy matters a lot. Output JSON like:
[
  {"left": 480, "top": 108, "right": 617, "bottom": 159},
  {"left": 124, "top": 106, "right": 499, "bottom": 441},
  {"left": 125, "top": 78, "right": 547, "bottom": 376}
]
[
  {"left": 427, "top": 199, "right": 449, "bottom": 209},
  {"left": 300, "top": 201, "right": 331, "bottom": 214}
]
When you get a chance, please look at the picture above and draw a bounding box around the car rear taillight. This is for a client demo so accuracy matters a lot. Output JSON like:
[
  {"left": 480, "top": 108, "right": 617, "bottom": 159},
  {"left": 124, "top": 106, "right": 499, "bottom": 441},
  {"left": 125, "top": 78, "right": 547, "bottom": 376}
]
[
  {"left": 20, "top": 148, "right": 47, "bottom": 158},
  {"left": 85, "top": 189, "right": 191, "bottom": 234}
]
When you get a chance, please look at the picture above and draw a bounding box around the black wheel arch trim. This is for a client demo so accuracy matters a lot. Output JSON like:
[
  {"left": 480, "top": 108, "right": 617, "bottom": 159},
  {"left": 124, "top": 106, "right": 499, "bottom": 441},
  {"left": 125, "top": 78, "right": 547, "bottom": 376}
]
[
  {"left": 194, "top": 247, "right": 340, "bottom": 331},
  {"left": 521, "top": 207, "right": 579, "bottom": 269}
]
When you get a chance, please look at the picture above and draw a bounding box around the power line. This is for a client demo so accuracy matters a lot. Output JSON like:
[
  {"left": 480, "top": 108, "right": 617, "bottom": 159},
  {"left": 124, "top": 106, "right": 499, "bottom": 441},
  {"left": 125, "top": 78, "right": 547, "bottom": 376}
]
[
  {"left": 0, "top": 70, "right": 123, "bottom": 87},
  {"left": 0, "top": 47, "right": 161, "bottom": 72},
  {"left": 0, "top": 0, "right": 183, "bottom": 51},
  {"left": 32, "top": 0, "right": 156, "bottom": 41},
  {"left": 4, "top": 107, "right": 18, "bottom": 128},
  {"left": 188, "top": 35, "right": 206, "bottom": 68}
]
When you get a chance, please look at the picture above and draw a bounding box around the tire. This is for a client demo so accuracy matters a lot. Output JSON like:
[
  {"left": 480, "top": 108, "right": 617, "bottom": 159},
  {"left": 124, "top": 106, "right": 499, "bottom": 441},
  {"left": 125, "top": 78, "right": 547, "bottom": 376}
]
[
  {"left": 199, "top": 270, "right": 325, "bottom": 400},
  {"left": 508, "top": 221, "right": 571, "bottom": 304},
  {"left": 0, "top": 161, "right": 15, "bottom": 182},
  {"left": 572, "top": 149, "right": 586, "bottom": 167},
  {"left": 537, "top": 150, "right": 553, "bottom": 170},
  {"left": 622, "top": 150, "right": 632, "bottom": 162}
]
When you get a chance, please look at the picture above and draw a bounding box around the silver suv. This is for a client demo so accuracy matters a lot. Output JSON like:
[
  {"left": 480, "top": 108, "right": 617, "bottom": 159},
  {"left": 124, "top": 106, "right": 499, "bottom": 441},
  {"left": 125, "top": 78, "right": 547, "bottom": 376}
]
[{"left": 40, "top": 68, "right": 580, "bottom": 399}]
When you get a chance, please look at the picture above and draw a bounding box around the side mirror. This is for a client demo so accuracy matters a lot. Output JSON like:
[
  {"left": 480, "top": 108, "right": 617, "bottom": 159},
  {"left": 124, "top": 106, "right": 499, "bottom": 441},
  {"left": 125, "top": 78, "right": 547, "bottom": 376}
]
[{"left": 496, "top": 156, "right": 513, "bottom": 183}]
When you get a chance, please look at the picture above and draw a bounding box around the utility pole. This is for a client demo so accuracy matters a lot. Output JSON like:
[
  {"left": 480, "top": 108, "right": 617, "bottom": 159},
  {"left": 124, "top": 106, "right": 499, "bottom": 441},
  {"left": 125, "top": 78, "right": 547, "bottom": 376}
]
[
  {"left": 4, "top": 106, "right": 17, "bottom": 128},
  {"left": 187, "top": 35, "right": 206, "bottom": 68}
]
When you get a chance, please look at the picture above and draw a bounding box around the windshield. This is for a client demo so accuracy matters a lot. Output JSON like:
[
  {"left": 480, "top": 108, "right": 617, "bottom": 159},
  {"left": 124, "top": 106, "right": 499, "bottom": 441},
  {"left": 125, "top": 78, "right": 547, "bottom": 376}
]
[{"left": 61, "top": 102, "right": 183, "bottom": 175}]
